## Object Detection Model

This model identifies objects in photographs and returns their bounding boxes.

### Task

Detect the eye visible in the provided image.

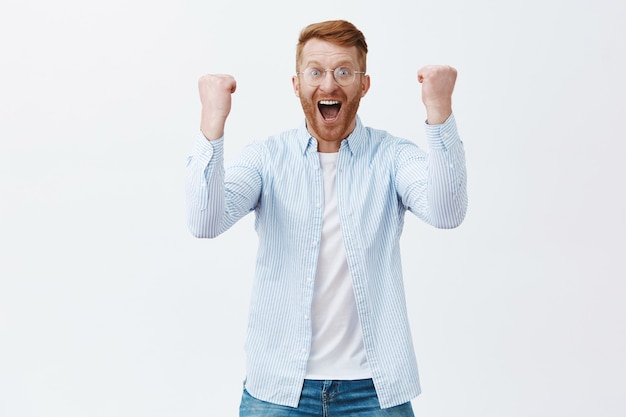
[308,68,322,77]
[336,67,353,78]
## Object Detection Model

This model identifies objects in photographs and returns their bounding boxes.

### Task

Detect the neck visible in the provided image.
[317,141,341,153]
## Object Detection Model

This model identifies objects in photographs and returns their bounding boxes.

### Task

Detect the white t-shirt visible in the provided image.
[305,152,372,380]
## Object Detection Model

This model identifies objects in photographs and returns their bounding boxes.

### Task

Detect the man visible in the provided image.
[186,20,467,416]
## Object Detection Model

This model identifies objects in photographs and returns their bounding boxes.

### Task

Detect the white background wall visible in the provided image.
[1,0,625,416]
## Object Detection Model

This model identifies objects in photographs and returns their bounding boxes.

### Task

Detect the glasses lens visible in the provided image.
[305,68,323,86]
[334,67,355,86]
[302,67,357,86]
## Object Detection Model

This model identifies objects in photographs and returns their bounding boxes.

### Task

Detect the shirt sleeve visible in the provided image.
[395,113,468,228]
[185,133,262,238]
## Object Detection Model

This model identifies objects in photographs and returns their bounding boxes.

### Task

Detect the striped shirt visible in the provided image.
[185,114,468,409]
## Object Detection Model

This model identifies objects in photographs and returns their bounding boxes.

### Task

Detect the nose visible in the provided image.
[319,69,339,91]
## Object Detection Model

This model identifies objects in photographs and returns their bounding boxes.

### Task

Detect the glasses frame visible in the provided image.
[297,67,366,87]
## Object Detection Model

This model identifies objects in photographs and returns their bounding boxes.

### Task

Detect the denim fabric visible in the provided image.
[239,379,415,416]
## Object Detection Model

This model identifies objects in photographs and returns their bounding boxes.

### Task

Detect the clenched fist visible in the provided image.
[198,74,237,141]
[417,65,457,125]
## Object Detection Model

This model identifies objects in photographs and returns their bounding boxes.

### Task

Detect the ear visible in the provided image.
[361,74,371,97]
[292,75,300,97]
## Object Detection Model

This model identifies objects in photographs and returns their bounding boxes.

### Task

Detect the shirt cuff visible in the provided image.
[424,113,460,150]
[193,132,224,166]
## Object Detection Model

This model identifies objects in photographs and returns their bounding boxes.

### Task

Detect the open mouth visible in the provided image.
[318,100,341,121]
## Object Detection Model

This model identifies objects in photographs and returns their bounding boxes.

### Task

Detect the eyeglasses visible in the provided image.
[297,67,365,87]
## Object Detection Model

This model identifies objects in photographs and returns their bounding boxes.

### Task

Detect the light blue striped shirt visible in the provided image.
[186,114,467,409]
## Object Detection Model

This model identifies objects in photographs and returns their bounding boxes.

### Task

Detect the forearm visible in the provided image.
[186,135,264,238]
[185,135,228,238]
[424,114,468,228]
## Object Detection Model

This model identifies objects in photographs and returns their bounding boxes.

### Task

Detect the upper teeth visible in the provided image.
[319,100,339,105]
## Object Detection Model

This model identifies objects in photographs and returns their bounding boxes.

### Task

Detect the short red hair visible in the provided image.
[295,20,368,72]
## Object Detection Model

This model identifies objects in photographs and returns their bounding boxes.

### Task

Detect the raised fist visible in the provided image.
[198,74,237,140]
[417,65,457,125]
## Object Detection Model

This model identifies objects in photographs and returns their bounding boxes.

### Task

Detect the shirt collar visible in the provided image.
[296,116,367,156]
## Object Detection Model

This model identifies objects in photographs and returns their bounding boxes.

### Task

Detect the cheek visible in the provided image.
[298,87,317,102]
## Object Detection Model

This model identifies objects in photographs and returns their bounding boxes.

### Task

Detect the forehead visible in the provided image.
[300,38,360,66]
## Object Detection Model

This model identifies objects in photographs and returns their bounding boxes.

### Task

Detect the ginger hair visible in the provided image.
[295,20,368,72]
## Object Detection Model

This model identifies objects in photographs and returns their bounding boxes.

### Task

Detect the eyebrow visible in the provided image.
[304,59,355,68]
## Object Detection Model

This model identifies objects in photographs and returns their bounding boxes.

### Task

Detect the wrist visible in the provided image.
[424,103,452,125]
[200,117,226,141]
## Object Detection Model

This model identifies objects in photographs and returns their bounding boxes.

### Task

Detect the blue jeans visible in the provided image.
[239,379,415,416]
